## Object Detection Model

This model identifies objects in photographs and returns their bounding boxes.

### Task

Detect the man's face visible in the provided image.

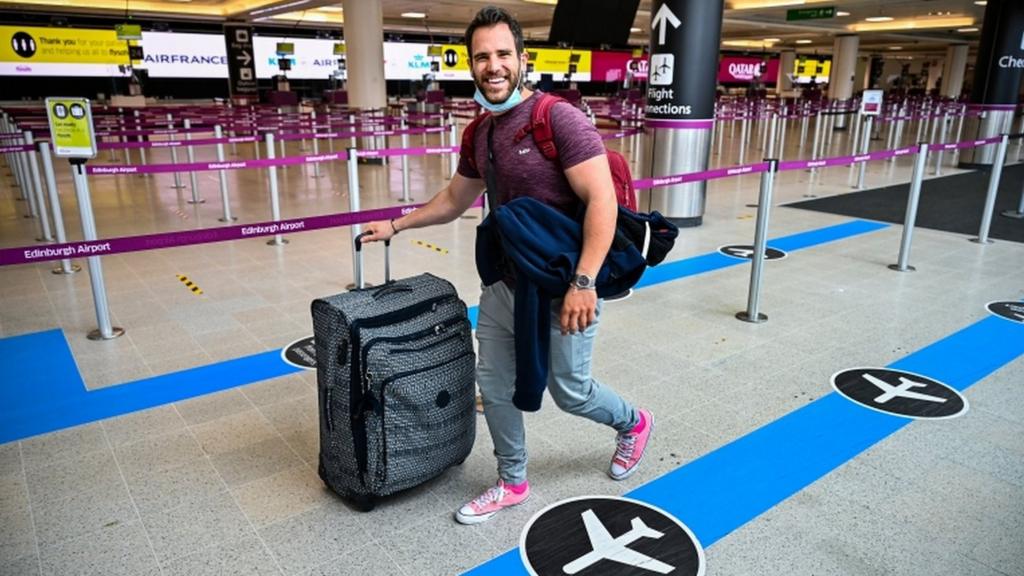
[470,23,527,104]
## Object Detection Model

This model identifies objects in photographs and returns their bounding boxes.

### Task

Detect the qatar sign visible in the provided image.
[717,56,779,85]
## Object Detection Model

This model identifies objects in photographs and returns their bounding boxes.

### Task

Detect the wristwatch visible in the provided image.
[571,273,597,290]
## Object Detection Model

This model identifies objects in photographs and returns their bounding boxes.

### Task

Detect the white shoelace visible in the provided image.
[472,484,506,508]
[615,433,637,462]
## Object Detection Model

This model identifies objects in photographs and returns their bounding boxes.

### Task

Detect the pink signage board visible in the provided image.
[718,56,779,85]
[592,50,647,82]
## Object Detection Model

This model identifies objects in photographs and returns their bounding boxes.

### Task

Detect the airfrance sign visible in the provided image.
[137,32,228,78]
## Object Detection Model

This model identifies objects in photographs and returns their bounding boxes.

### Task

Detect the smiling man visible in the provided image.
[359,5,652,525]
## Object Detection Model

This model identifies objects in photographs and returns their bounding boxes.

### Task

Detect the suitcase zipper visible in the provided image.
[345,294,457,482]
[360,316,469,387]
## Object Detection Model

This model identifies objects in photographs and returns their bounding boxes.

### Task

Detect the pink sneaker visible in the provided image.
[609,409,653,480]
[454,480,530,525]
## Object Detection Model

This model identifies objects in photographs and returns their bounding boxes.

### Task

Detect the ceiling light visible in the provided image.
[318,6,343,12]
[630,27,642,33]
[728,0,830,9]
[974,1,986,5]
[889,46,902,50]
[865,16,893,22]
[723,39,777,48]
[401,12,426,18]
[795,39,812,44]
[850,16,974,32]
[957,27,979,32]
[522,0,558,4]
[835,11,849,17]
[764,38,781,42]
[250,0,309,15]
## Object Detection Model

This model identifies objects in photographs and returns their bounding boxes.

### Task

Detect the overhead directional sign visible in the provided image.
[45,97,96,159]
[831,367,968,420]
[224,24,257,95]
[651,3,681,46]
[520,496,704,576]
[786,6,835,21]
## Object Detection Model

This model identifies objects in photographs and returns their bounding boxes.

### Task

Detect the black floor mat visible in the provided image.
[784,163,1024,244]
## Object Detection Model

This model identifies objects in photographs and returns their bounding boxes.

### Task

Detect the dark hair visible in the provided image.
[464,6,525,57]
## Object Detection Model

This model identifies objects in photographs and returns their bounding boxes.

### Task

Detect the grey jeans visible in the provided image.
[475,281,638,484]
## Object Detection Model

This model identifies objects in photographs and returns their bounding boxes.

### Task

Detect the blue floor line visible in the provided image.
[463,315,1024,575]
[0,219,889,444]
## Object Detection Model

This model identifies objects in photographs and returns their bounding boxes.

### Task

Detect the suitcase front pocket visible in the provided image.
[374,350,475,493]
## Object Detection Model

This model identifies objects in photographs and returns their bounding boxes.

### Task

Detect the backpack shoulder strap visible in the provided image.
[513,93,564,161]
[461,112,492,174]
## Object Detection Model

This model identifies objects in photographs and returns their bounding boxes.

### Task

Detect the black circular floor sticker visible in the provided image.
[986,301,1024,324]
[281,336,317,370]
[520,496,704,576]
[718,244,787,260]
[831,367,968,420]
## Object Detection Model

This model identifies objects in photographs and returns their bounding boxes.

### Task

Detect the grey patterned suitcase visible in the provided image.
[312,234,476,511]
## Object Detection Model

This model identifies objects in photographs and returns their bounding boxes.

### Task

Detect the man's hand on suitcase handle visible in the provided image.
[360,219,400,244]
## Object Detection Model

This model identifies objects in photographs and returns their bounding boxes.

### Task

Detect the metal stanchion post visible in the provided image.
[347,147,364,288]
[184,119,203,204]
[349,113,357,149]
[265,133,287,246]
[16,134,39,218]
[809,109,823,174]
[971,134,1009,244]
[23,131,53,241]
[778,108,788,161]
[889,143,929,272]
[1016,114,1024,161]
[134,110,147,168]
[118,108,130,165]
[851,109,862,156]
[400,116,411,202]
[737,159,778,324]
[311,111,323,178]
[766,114,778,159]
[214,125,236,222]
[39,142,79,274]
[167,114,185,189]
[448,113,457,179]
[857,116,873,190]
[70,161,124,340]
[738,116,749,163]
[934,113,950,175]
[716,115,725,157]
[799,107,809,154]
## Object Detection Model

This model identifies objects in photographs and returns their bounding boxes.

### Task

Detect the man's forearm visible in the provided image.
[576,195,617,276]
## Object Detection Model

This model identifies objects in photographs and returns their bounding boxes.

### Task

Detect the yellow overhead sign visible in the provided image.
[1,26,129,65]
[440,44,592,75]
[794,57,830,78]
[45,97,97,159]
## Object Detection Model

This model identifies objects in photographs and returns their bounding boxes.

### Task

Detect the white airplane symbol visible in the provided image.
[862,373,947,404]
[562,509,674,574]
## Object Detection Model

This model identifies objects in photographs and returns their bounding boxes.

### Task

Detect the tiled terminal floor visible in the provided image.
[1,116,1022,575]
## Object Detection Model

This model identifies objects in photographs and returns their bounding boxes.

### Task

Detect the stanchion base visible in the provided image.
[218,216,239,222]
[397,197,414,203]
[169,185,187,190]
[345,282,374,290]
[187,199,206,204]
[667,216,703,228]
[736,311,768,323]
[969,238,994,244]
[999,210,1024,219]
[52,264,82,275]
[267,238,290,246]
[88,326,125,341]
[887,264,916,272]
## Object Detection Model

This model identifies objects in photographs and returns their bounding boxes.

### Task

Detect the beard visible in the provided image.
[473,63,521,104]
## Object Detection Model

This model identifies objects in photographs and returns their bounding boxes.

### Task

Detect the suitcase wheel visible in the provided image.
[350,494,376,512]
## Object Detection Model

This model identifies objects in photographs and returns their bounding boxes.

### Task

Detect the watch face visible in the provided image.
[574,274,593,288]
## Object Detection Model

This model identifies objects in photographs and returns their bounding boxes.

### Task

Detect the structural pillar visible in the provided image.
[960,0,1024,167]
[641,0,724,227]
[828,34,859,129]
[941,44,969,99]
[777,50,795,94]
[341,0,387,110]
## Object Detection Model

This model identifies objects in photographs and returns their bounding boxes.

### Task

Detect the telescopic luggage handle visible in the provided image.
[353,232,391,290]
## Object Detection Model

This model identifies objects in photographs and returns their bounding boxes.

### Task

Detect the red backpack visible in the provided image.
[461,94,638,211]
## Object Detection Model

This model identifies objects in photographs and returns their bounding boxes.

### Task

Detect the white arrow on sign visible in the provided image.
[652,3,681,46]
[237,50,252,66]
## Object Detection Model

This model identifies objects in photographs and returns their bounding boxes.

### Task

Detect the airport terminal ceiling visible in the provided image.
[0,0,988,57]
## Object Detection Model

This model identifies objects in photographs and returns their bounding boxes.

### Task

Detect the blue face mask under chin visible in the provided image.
[473,84,523,113]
